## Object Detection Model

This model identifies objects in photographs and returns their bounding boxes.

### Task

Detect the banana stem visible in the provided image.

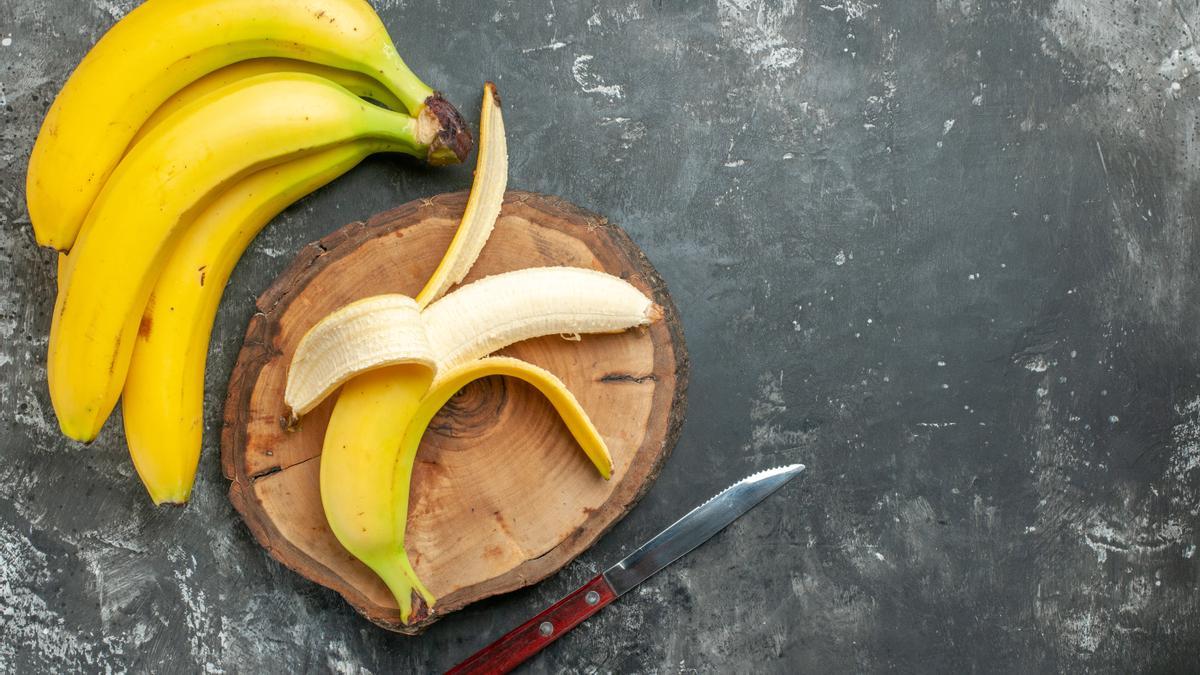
[376,45,472,165]
[380,44,435,113]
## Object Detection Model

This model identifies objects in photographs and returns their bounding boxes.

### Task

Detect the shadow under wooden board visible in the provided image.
[221,190,689,633]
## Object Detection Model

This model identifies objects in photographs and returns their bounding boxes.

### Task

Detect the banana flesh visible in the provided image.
[423,268,663,377]
[122,141,394,506]
[286,295,437,419]
[26,0,470,251]
[286,267,660,417]
[50,73,431,443]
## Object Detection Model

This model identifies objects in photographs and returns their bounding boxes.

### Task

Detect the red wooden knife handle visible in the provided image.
[446,574,617,675]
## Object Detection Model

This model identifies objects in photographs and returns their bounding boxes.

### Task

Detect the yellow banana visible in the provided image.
[324,356,613,622]
[50,73,432,443]
[122,141,393,506]
[27,0,470,251]
[132,58,407,149]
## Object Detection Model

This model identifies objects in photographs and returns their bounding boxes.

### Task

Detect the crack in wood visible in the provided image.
[600,372,658,384]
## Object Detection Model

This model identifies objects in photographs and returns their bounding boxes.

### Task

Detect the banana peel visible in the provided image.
[415,82,507,308]
[330,356,614,621]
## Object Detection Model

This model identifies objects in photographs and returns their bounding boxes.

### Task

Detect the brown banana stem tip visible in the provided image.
[424,93,473,166]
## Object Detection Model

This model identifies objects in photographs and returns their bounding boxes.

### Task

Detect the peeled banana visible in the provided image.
[291,271,658,622]
[27,0,470,251]
[50,72,435,443]
[122,141,396,506]
[286,85,661,622]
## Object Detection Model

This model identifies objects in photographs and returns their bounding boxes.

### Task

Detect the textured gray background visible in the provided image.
[3,0,1200,672]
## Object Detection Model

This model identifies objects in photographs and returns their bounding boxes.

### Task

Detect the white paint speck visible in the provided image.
[834,250,847,266]
[1185,544,1196,559]
[521,41,568,54]
[1109,415,1119,424]
[943,119,956,135]
[571,55,624,100]
[724,159,746,168]
[1024,356,1051,372]
[1,37,11,48]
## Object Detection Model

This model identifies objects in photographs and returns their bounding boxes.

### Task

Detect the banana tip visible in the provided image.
[59,420,99,445]
[402,592,434,625]
[646,303,664,323]
[484,81,502,108]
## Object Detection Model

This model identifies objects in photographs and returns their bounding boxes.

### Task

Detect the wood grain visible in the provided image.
[221,191,689,633]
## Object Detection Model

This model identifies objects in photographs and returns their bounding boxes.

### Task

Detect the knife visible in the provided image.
[446,463,806,674]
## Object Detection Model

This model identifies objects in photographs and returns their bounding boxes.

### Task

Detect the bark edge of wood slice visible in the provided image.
[221,190,689,634]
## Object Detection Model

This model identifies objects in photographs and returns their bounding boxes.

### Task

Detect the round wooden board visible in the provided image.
[221,191,689,634]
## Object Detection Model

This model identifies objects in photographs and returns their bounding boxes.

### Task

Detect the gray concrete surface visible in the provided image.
[2,0,1200,672]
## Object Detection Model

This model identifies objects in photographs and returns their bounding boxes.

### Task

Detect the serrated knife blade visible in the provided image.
[447,464,806,674]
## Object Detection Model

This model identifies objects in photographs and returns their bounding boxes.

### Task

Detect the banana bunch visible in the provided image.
[285,86,662,623]
[31,0,471,505]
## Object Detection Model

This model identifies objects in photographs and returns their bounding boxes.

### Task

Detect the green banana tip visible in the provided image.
[423,93,473,166]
